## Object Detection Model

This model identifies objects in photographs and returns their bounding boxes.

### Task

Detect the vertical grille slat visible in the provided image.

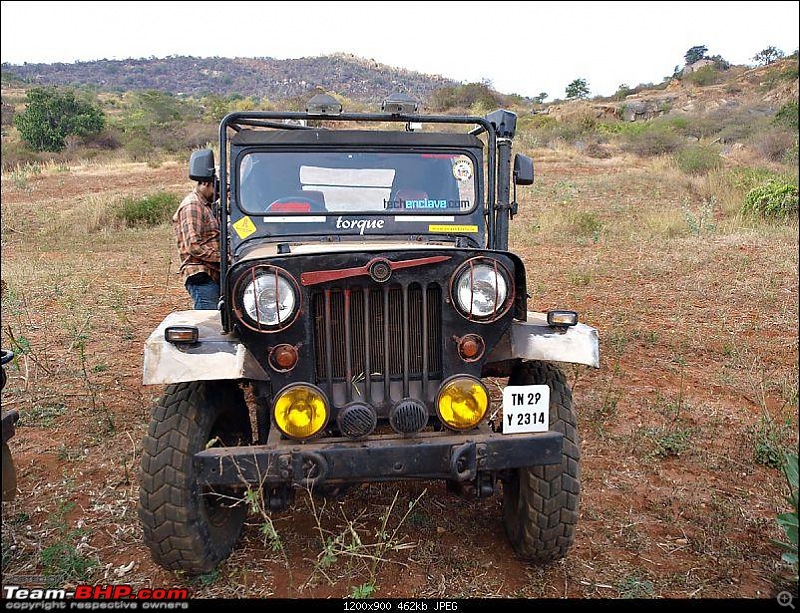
[324,290,334,397]
[409,285,423,373]
[371,292,384,379]
[427,285,442,374]
[421,286,428,398]
[344,289,353,403]
[360,290,370,392]
[383,286,391,402]
[402,285,409,398]
[314,282,443,405]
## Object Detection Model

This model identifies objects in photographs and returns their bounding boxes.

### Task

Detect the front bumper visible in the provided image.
[195,426,562,487]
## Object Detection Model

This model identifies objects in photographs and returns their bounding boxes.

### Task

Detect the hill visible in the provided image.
[0,54,458,103]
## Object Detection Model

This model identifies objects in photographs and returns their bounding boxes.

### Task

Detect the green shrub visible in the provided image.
[742,180,799,219]
[570,211,604,237]
[730,167,790,191]
[620,124,683,157]
[685,66,723,86]
[774,453,798,583]
[116,192,179,227]
[775,101,799,130]
[14,87,105,152]
[597,121,650,136]
[674,145,722,174]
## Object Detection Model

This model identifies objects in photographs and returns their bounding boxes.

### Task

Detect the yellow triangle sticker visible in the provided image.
[233,216,257,239]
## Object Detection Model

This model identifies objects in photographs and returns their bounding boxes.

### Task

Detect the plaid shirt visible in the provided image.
[172,188,220,283]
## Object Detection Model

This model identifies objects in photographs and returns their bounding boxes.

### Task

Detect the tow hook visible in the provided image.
[294,451,329,487]
[450,442,478,481]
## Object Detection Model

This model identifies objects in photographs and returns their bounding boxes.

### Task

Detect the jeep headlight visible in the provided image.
[239,266,299,330]
[452,259,510,321]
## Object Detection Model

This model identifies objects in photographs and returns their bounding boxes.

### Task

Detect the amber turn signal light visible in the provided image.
[269,344,298,372]
[456,334,485,362]
[164,326,199,344]
[546,310,578,328]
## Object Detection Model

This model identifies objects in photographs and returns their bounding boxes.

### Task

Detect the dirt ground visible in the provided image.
[1,153,797,600]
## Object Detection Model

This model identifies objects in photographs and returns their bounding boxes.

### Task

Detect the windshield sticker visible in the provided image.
[453,157,473,182]
[265,216,326,223]
[384,197,470,210]
[395,216,454,222]
[233,216,257,239]
[428,224,478,234]
[336,216,386,235]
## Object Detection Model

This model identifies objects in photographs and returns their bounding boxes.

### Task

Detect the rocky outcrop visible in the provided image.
[620,98,673,121]
[682,59,715,74]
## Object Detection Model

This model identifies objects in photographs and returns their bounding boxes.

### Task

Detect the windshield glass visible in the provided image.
[238,151,477,215]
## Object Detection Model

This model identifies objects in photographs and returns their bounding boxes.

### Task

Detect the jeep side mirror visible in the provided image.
[514,154,534,186]
[189,149,215,182]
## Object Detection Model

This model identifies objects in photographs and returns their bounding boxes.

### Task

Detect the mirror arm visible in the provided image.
[510,179,519,220]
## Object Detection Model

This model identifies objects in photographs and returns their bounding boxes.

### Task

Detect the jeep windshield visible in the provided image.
[238,151,477,215]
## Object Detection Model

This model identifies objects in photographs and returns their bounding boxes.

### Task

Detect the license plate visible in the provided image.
[501,385,550,434]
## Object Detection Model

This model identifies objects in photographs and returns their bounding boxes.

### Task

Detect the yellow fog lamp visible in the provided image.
[547,310,578,328]
[436,376,489,431]
[273,384,329,440]
[164,326,199,344]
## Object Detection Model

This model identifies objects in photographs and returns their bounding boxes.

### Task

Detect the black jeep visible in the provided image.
[140,94,599,573]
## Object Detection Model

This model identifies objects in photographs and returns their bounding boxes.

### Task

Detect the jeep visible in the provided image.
[140,94,599,574]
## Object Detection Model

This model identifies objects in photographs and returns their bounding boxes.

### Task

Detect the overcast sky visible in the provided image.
[1,1,798,99]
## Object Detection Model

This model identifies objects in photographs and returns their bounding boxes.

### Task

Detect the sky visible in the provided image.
[1,0,798,99]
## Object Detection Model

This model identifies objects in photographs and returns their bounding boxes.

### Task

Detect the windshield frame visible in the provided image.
[234,146,482,218]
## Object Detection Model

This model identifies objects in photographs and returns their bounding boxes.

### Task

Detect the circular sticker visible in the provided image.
[453,157,473,182]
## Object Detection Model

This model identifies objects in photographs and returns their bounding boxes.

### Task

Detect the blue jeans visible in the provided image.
[185,273,220,310]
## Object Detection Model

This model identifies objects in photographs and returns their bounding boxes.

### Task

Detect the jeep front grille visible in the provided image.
[313,283,442,407]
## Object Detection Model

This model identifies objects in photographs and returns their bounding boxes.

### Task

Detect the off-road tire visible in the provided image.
[502,361,580,563]
[139,380,252,574]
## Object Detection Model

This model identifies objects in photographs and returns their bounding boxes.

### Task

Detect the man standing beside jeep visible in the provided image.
[172,179,220,310]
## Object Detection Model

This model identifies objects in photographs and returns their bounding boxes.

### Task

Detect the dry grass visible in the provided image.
[1,138,798,598]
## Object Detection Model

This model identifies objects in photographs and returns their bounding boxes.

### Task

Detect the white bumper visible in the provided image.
[489,311,600,368]
[142,311,268,385]
[143,310,599,386]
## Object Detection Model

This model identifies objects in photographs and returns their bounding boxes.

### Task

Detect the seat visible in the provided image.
[265,190,327,213]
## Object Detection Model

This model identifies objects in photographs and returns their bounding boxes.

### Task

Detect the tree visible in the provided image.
[14,87,104,152]
[684,45,709,65]
[565,78,589,100]
[753,46,785,66]
[532,92,548,104]
[709,54,731,71]
[614,84,633,100]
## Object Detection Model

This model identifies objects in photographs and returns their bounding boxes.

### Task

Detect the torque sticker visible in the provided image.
[233,215,257,239]
[428,224,478,233]
[453,156,473,181]
[335,216,385,235]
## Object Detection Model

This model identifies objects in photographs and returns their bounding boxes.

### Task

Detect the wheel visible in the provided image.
[2,442,17,501]
[502,361,580,563]
[139,380,252,574]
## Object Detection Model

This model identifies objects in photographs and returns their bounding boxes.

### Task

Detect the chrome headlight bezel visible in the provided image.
[450,257,513,322]
[233,265,300,332]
